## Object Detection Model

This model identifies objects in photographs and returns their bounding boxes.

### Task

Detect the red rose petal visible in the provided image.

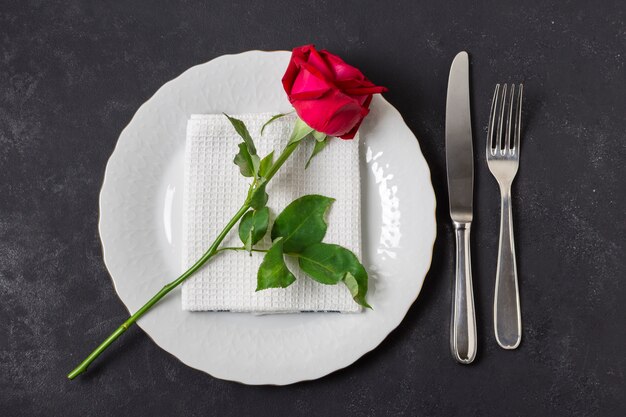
[307,47,334,80]
[281,46,310,92]
[321,51,366,82]
[293,89,361,136]
[339,95,373,139]
[290,60,334,100]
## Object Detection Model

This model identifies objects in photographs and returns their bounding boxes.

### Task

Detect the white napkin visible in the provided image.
[181,113,362,313]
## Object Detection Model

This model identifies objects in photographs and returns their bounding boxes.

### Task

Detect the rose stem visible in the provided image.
[67,138,301,379]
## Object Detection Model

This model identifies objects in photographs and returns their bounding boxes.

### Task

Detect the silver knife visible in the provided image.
[445,51,477,364]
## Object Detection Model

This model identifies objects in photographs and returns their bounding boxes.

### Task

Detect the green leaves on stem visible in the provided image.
[224,113,257,155]
[298,243,370,308]
[256,238,296,290]
[258,151,274,178]
[271,195,334,253]
[305,136,328,169]
[226,114,261,179]
[257,195,370,308]
[288,117,315,145]
[234,143,260,178]
[261,113,291,135]
[249,182,268,210]
[238,207,270,252]
[227,115,370,308]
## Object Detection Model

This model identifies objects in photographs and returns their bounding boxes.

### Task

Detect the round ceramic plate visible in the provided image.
[99,50,436,385]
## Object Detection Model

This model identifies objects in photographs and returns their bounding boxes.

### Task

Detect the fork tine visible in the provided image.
[514,84,523,153]
[487,84,500,156]
[496,84,508,153]
[505,85,515,151]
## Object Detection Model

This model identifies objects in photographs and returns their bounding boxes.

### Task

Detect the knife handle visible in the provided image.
[451,221,477,364]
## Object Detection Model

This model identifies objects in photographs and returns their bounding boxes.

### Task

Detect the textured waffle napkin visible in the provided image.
[181,113,362,313]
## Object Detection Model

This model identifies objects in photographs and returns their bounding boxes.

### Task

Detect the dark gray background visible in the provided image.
[1,1,624,416]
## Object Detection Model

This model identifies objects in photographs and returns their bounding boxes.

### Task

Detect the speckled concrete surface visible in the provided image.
[0,1,624,416]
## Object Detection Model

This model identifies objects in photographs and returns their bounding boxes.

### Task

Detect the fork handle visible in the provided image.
[451,221,477,364]
[494,186,522,349]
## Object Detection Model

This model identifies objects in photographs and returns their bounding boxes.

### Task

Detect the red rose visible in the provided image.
[281,45,388,140]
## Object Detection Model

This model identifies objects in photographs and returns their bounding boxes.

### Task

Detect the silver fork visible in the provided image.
[486,83,523,349]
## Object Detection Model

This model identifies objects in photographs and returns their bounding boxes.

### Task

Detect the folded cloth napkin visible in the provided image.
[181,113,362,313]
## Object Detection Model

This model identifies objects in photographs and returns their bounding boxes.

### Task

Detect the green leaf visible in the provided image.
[233,143,261,178]
[288,117,315,145]
[238,207,270,248]
[244,228,253,253]
[258,151,274,178]
[249,182,268,210]
[312,131,326,142]
[343,272,359,297]
[261,113,290,135]
[343,272,370,308]
[298,243,370,308]
[256,237,296,291]
[305,137,328,169]
[271,195,334,253]
[297,243,360,284]
[224,113,257,155]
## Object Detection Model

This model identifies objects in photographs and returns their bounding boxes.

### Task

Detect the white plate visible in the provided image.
[99,50,436,385]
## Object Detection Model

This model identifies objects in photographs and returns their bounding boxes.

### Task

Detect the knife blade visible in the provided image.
[445,51,477,364]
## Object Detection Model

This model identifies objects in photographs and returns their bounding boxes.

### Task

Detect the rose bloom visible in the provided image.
[282,45,388,139]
